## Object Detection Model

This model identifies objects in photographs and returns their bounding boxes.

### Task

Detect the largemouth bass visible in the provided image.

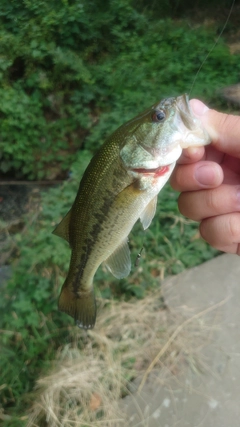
[53,94,210,329]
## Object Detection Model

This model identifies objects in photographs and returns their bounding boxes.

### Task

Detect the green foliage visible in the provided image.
[0,0,239,178]
[132,0,235,18]
[0,0,237,423]
[0,153,218,421]
[0,150,92,419]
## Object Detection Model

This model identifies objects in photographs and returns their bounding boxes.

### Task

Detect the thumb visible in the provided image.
[190,99,240,159]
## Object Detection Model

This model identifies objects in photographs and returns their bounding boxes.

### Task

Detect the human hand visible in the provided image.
[170,99,240,255]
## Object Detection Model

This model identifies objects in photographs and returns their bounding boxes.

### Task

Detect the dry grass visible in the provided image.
[27,291,212,427]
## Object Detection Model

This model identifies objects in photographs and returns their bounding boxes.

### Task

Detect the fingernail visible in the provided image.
[194,165,216,186]
[190,99,209,116]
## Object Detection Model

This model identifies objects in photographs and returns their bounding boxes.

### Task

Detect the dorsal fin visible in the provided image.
[139,195,157,230]
[104,237,131,279]
[52,209,72,243]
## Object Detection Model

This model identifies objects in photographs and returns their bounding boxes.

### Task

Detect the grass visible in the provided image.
[26,289,216,427]
[0,168,219,425]
[1,5,239,424]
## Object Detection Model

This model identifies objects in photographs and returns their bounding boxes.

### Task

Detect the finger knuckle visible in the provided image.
[228,214,240,240]
[199,220,208,242]
[171,167,185,191]
[178,194,189,217]
[205,190,219,212]
[169,171,179,191]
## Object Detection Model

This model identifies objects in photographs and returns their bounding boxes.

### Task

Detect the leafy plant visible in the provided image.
[0,152,218,421]
[0,0,238,423]
[0,0,239,178]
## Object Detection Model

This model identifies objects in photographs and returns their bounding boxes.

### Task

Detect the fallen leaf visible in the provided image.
[89,392,102,411]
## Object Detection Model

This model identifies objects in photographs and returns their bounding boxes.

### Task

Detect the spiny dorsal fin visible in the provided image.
[104,237,131,279]
[140,195,157,230]
[52,209,72,243]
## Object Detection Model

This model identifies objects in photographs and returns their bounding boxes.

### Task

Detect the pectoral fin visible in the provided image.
[104,238,131,279]
[140,195,157,230]
[52,209,72,243]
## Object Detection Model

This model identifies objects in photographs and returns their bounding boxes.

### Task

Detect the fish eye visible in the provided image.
[152,110,166,122]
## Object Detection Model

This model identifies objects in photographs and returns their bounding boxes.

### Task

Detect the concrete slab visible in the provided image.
[119,254,240,426]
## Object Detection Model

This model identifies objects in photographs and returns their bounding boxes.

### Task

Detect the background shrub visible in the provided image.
[0,0,239,423]
[0,0,239,178]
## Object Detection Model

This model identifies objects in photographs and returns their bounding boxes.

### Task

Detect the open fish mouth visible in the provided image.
[131,165,170,176]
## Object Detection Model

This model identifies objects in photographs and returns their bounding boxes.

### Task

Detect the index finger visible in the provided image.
[177,146,205,165]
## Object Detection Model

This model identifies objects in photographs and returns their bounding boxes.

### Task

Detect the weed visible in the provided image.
[0,1,237,423]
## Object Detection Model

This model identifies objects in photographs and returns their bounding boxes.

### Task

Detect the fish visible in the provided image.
[53,94,210,329]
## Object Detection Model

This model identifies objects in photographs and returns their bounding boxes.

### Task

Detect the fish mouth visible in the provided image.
[132,165,170,177]
[175,94,197,131]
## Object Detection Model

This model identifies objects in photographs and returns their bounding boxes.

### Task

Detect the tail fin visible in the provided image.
[58,285,96,329]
